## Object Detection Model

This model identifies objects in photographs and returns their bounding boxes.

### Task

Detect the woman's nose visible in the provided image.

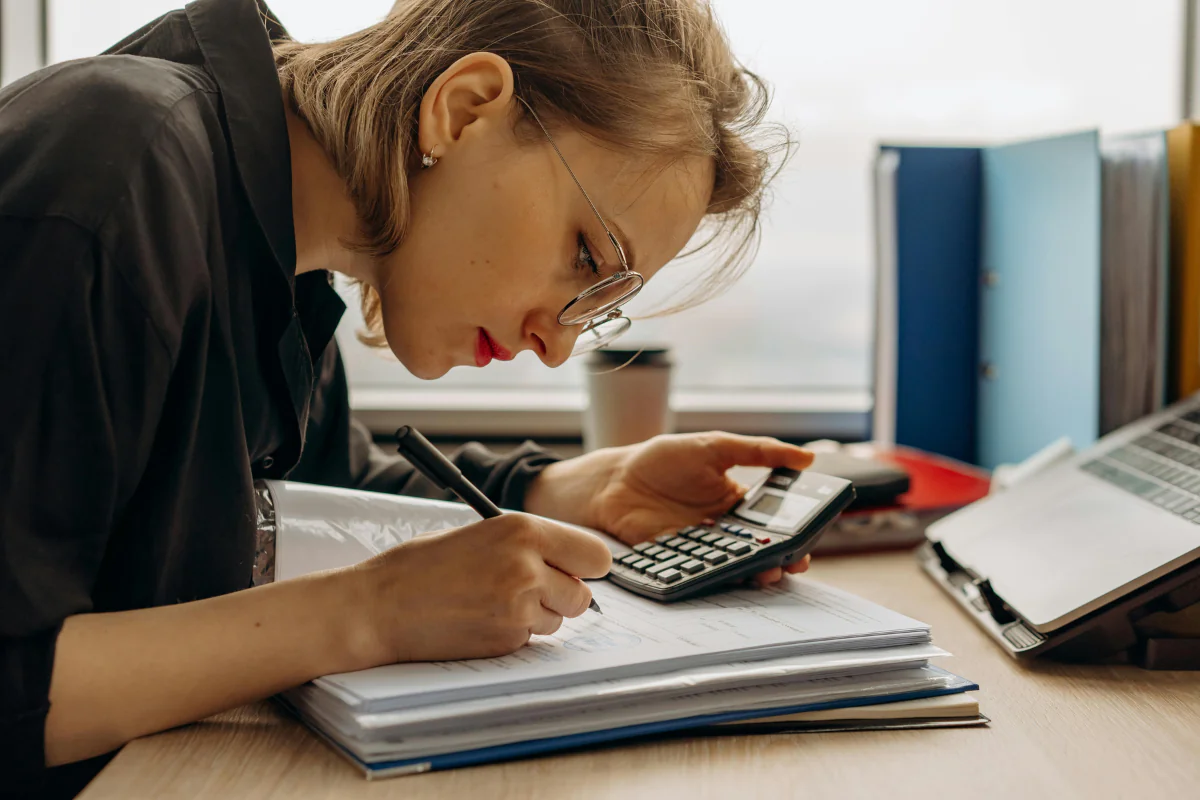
[524,310,576,368]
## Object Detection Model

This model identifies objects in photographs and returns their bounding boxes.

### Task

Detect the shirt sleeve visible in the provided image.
[0,217,171,789]
[291,342,563,511]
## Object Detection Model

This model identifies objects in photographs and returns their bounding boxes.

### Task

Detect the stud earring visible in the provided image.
[422,149,438,168]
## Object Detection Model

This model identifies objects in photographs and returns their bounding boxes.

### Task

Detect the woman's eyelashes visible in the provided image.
[574,233,602,279]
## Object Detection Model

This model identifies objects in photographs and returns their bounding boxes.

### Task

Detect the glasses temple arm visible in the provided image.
[514,97,630,272]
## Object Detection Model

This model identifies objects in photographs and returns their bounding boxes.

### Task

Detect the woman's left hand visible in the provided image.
[525,432,815,587]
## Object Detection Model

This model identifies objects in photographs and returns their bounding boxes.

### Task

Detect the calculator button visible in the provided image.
[756,536,771,545]
[655,533,675,544]
[733,529,755,539]
[680,526,703,535]
[633,542,655,553]
[665,537,689,549]
[658,568,684,584]
[700,532,724,544]
[725,541,753,556]
[766,472,796,488]
[618,553,642,566]
[643,545,665,557]
[677,541,700,554]
[632,558,655,571]
[714,538,741,550]
[702,550,729,565]
[653,549,677,561]
[647,555,689,575]
[720,523,740,534]
[691,545,714,557]
[680,560,706,574]
[684,529,709,541]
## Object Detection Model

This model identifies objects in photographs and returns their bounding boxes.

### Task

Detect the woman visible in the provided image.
[0,0,816,794]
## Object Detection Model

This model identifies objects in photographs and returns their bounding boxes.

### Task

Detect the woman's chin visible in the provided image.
[392,348,452,380]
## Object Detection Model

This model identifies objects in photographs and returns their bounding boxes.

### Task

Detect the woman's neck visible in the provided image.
[284,103,376,285]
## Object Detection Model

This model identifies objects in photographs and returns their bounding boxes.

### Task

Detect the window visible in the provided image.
[40,1,1184,437]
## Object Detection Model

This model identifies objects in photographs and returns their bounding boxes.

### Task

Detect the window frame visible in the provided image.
[350,386,870,440]
[1,0,47,87]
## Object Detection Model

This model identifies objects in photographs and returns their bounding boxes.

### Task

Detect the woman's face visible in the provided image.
[373,113,714,379]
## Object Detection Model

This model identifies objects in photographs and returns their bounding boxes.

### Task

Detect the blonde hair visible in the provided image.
[274,0,788,345]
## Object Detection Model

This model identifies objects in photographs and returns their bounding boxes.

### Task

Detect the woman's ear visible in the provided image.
[417,52,516,162]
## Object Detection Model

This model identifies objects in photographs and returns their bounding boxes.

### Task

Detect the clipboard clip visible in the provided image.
[929,541,1014,625]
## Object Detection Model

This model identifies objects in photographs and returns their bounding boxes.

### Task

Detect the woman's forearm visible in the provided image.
[44,568,372,766]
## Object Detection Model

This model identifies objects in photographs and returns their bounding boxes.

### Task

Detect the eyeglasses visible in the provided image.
[516,97,644,357]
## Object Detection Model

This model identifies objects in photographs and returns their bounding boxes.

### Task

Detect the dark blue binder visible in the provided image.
[883,146,982,465]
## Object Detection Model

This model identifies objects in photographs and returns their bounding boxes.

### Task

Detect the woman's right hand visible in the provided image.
[348,513,613,665]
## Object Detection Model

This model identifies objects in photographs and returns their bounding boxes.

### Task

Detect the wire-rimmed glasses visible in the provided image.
[516,97,644,357]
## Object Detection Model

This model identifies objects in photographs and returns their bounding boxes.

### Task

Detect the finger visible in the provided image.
[784,555,812,574]
[753,566,784,587]
[534,518,613,579]
[529,606,565,637]
[702,432,814,472]
[540,566,595,618]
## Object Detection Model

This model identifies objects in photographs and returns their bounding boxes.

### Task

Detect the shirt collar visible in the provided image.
[185,0,298,289]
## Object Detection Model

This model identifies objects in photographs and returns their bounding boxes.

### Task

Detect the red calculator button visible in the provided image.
[756,537,771,544]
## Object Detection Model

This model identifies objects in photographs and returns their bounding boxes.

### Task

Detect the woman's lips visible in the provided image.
[476,329,514,367]
[475,330,493,367]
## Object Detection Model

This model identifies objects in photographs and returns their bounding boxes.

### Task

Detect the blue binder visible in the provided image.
[977,132,1102,468]
[882,145,982,465]
[878,132,1103,469]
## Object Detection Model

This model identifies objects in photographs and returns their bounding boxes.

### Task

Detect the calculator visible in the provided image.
[607,467,856,601]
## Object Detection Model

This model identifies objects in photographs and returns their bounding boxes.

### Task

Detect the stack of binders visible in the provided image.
[872,125,1193,470]
[261,481,984,779]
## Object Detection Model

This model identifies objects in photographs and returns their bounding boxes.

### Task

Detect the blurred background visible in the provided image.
[1,0,1187,439]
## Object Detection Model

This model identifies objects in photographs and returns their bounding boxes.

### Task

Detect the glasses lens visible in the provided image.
[559,273,643,326]
[571,315,632,357]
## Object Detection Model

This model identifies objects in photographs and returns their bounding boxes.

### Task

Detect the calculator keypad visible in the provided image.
[610,521,770,586]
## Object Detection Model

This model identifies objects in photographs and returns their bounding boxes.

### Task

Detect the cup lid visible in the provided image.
[586,347,672,367]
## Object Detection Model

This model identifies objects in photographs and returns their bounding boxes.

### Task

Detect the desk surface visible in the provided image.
[80,552,1200,800]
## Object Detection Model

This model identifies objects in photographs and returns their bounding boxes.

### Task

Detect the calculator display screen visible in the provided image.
[748,493,783,517]
[735,488,822,532]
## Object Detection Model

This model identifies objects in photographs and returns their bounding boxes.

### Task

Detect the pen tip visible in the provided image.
[589,599,603,614]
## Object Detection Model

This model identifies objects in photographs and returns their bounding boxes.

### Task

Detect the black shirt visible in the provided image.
[0,0,559,795]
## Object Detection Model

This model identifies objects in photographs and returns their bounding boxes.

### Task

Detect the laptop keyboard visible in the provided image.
[1081,408,1200,522]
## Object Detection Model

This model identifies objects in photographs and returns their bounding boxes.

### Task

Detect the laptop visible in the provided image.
[919,396,1200,662]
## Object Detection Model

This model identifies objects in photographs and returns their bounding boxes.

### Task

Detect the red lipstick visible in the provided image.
[475,330,493,367]
[477,329,514,366]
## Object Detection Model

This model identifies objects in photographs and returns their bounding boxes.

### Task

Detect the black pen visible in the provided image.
[395,425,602,615]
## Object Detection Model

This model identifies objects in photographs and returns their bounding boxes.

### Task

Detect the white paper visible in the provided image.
[315,577,930,713]
[315,666,967,762]
[269,480,621,578]
[270,481,484,580]
[292,644,946,739]
[724,690,979,725]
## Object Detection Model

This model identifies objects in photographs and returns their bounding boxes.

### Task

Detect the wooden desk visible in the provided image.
[80,552,1200,800]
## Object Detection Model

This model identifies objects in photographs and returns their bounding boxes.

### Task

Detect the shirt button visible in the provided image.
[261,455,275,470]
